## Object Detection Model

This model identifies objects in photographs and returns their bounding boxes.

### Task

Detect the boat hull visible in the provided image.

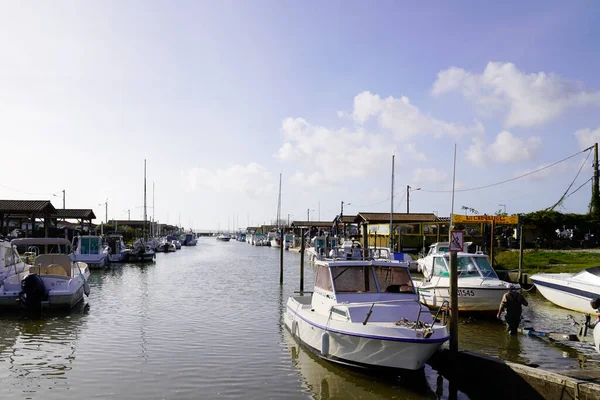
[284,299,447,370]
[531,274,600,314]
[417,285,508,312]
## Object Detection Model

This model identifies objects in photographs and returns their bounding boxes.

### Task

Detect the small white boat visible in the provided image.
[415,244,518,312]
[216,233,231,242]
[70,235,109,269]
[270,236,282,248]
[106,234,130,263]
[530,267,600,314]
[1,238,90,310]
[284,251,449,371]
[183,233,197,246]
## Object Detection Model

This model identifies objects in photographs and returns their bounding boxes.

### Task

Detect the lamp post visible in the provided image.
[307,208,315,221]
[499,204,506,214]
[340,201,351,238]
[407,186,420,213]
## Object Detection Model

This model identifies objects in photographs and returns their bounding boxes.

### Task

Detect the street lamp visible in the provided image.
[499,204,507,214]
[307,208,315,221]
[406,186,420,213]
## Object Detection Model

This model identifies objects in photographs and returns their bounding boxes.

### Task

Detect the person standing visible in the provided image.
[497,287,528,335]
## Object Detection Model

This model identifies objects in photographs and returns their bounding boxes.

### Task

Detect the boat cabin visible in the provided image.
[428,253,498,280]
[72,235,104,256]
[314,261,415,296]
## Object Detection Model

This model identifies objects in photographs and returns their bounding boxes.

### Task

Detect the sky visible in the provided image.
[1,1,600,231]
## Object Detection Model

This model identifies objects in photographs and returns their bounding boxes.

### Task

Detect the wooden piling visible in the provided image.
[300,228,305,293]
[449,249,458,371]
[280,226,284,285]
[490,220,496,266]
[518,225,524,284]
[362,224,369,258]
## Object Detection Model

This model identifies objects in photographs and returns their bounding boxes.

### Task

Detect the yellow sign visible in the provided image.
[452,214,519,225]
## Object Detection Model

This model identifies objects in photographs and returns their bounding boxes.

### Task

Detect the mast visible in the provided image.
[277,173,282,233]
[152,181,155,237]
[390,154,395,250]
[143,159,147,241]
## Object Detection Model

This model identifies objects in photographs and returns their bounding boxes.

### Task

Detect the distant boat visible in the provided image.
[183,233,197,246]
[106,234,130,263]
[216,233,231,242]
[70,235,109,269]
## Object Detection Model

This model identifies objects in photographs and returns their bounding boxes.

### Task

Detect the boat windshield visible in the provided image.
[457,256,481,277]
[331,266,378,293]
[374,266,414,293]
[473,256,498,279]
[80,237,100,255]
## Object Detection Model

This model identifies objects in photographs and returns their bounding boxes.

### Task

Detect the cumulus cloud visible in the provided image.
[274,118,395,187]
[412,168,448,183]
[432,62,600,128]
[465,131,541,167]
[515,160,581,182]
[183,162,274,197]
[575,126,600,150]
[352,91,484,139]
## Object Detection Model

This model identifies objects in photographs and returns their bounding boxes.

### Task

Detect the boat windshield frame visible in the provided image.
[432,254,498,279]
[317,262,416,294]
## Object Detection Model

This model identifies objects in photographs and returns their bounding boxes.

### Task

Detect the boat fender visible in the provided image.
[291,320,298,337]
[19,273,46,310]
[321,332,329,356]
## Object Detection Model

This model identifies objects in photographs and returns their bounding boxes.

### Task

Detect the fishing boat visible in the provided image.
[106,234,130,263]
[70,235,109,269]
[414,244,519,312]
[0,238,90,309]
[530,267,600,314]
[183,233,197,246]
[216,233,231,242]
[130,238,156,261]
[284,249,449,371]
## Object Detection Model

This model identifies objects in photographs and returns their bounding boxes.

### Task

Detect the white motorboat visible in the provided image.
[1,238,90,309]
[530,267,600,314]
[415,247,519,312]
[216,233,231,242]
[130,239,156,261]
[106,234,130,263]
[271,236,282,248]
[0,238,27,283]
[70,235,109,269]
[284,251,449,371]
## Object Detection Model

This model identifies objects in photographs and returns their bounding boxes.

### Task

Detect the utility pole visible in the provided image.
[105,199,108,225]
[307,208,310,221]
[390,154,395,250]
[593,143,599,219]
[62,190,65,209]
[406,185,410,214]
[128,209,131,220]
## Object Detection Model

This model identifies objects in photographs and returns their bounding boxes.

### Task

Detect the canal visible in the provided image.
[1,238,599,399]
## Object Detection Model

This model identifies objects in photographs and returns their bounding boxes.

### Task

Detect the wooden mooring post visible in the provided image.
[299,228,305,292]
[280,226,284,285]
[518,225,524,284]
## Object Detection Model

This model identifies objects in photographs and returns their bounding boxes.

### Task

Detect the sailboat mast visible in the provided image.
[390,154,395,251]
[144,159,147,241]
[152,181,155,237]
[277,173,282,230]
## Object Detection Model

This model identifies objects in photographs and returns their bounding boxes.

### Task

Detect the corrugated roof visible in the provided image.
[290,221,332,228]
[53,209,96,219]
[354,212,438,223]
[0,200,56,214]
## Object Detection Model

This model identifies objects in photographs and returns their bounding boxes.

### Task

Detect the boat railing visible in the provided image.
[339,298,448,333]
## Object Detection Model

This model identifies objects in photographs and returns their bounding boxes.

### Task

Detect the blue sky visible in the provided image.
[1,1,600,230]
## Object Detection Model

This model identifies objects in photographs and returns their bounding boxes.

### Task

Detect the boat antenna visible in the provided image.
[390,153,395,251]
[143,159,147,241]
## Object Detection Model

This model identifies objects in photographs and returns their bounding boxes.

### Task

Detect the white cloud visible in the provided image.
[575,127,600,150]
[412,168,448,183]
[275,118,395,187]
[432,62,600,128]
[183,162,274,197]
[465,131,541,167]
[489,131,541,163]
[405,143,428,162]
[515,160,580,181]
[352,91,484,139]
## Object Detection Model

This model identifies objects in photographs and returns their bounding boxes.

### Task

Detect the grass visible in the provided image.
[494,249,600,274]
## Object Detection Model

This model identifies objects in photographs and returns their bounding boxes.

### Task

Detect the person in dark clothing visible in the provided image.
[587,298,600,329]
[497,287,528,335]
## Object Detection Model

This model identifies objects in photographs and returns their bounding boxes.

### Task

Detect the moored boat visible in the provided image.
[216,233,231,242]
[530,267,600,314]
[70,235,109,269]
[414,244,518,312]
[106,234,130,263]
[284,250,449,371]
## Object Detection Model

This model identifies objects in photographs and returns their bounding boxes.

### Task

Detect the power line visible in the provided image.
[563,176,593,201]
[0,182,62,197]
[419,147,592,193]
[547,150,592,211]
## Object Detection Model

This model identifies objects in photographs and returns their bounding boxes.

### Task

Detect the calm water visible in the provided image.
[0,238,598,399]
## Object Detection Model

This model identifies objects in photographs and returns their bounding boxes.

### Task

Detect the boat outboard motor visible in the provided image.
[20,274,46,310]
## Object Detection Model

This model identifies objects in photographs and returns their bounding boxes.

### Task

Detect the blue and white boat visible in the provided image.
[531,267,600,314]
[70,235,109,269]
[284,250,449,371]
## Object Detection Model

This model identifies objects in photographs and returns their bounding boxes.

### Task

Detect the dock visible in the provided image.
[428,350,600,400]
